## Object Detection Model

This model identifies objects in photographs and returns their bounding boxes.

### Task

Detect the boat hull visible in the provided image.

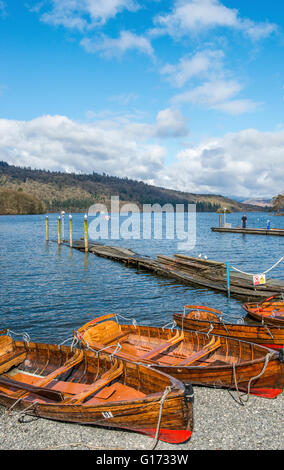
[0,335,193,444]
[76,317,284,399]
[243,303,284,326]
[173,313,284,350]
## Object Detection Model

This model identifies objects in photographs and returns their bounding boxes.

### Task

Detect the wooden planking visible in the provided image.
[0,335,193,443]
[61,241,284,300]
[211,227,284,236]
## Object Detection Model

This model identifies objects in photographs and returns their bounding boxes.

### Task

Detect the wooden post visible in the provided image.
[69,215,73,247]
[58,216,61,245]
[61,211,65,241]
[226,262,230,298]
[84,214,88,252]
[219,214,223,228]
[45,216,49,242]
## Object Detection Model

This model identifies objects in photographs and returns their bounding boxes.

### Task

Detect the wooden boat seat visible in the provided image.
[140,331,184,360]
[0,350,27,375]
[65,359,124,404]
[6,349,84,401]
[172,336,221,366]
[86,382,146,404]
[0,375,65,402]
[104,329,132,346]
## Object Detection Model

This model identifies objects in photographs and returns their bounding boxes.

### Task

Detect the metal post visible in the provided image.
[58,216,61,245]
[69,215,73,247]
[226,262,230,298]
[84,214,88,252]
[45,215,49,242]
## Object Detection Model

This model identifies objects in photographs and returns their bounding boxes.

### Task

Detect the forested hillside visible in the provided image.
[0,161,263,214]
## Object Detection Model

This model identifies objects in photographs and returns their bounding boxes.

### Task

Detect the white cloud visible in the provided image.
[1,115,283,198]
[155,108,189,137]
[161,50,225,88]
[39,0,139,30]
[153,0,277,41]
[172,79,260,115]
[155,128,284,198]
[0,110,188,180]
[81,31,154,59]
[0,115,167,179]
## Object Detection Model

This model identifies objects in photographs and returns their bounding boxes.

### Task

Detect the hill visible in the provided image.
[242,198,272,208]
[0,161,264,214]
[0,188,45,215]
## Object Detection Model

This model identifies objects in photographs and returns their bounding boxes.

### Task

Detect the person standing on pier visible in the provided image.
[241,214,247,228]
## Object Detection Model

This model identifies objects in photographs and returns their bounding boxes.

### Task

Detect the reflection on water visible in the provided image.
[0,212,284,343]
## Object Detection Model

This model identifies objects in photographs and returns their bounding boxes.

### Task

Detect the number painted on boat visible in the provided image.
[102,411,113,419]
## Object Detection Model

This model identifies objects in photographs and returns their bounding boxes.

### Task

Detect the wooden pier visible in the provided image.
[63,240,284,301]
[211,227,284,236]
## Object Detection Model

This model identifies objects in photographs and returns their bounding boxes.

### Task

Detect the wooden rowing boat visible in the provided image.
[173,305,284,350]
[0,330,193,444]
[75,315,284,399]
[243,295,284,326]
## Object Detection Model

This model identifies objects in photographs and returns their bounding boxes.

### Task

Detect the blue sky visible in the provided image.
[1,0,284,199]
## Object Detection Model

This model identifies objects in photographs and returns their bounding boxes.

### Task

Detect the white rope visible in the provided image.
[115,313,137,328]
[162,321,176,331]
[231,352,274,405]
[151,386,172,450]
[231,256,284,277]
[7,330,31,345]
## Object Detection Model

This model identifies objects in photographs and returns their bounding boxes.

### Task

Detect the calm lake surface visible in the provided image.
[1,211,284,344]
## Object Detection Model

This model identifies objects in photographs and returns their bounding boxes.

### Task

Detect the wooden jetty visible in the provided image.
[211,227,284,236]
[64,240,284,301]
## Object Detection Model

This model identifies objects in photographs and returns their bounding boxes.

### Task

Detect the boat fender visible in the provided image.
[184,383,194,404]
[279,348,284,364]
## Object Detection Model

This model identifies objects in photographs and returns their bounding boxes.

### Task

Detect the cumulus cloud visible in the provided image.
[0,109,188,180]
[161,50,225,88]
[153,0,277,41]
[1,114,283,198]
[39,0,139,30]
[172,79,260,115]
[155,128,284,198]
[0,114,167,179]
[81,31,154,59]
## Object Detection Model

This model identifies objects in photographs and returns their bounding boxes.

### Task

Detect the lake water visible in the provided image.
[1,211,284,344]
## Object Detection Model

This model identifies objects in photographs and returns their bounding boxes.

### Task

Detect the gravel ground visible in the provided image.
[0,386,283,451]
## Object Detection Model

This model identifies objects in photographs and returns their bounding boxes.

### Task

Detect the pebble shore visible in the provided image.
[0,386,283,451]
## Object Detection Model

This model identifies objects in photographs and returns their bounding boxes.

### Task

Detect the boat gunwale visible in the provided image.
[76,320,279,370]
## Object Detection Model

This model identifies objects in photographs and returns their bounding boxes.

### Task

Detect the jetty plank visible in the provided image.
[61,241,284,301]
[211,227,284,236]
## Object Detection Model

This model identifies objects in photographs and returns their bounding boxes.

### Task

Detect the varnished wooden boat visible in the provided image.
[75,315,284,399]
[243,295,284,326]
[173,305,284,350]
[0,330,193,444]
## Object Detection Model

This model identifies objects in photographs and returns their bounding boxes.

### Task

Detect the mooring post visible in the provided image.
[226,262,230,298]
[61,211,65,241]
[84,214,88,252]
[58,216,61,245]
[69,215,73,247]
[45,215,49,242]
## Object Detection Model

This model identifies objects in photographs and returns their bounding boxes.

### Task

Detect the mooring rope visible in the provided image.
[232,352,274,405]
[151,385,172,450]
[7,329,31,345]
[115,313,137,328]
[231,256,284,277]
[161,320,176,331]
